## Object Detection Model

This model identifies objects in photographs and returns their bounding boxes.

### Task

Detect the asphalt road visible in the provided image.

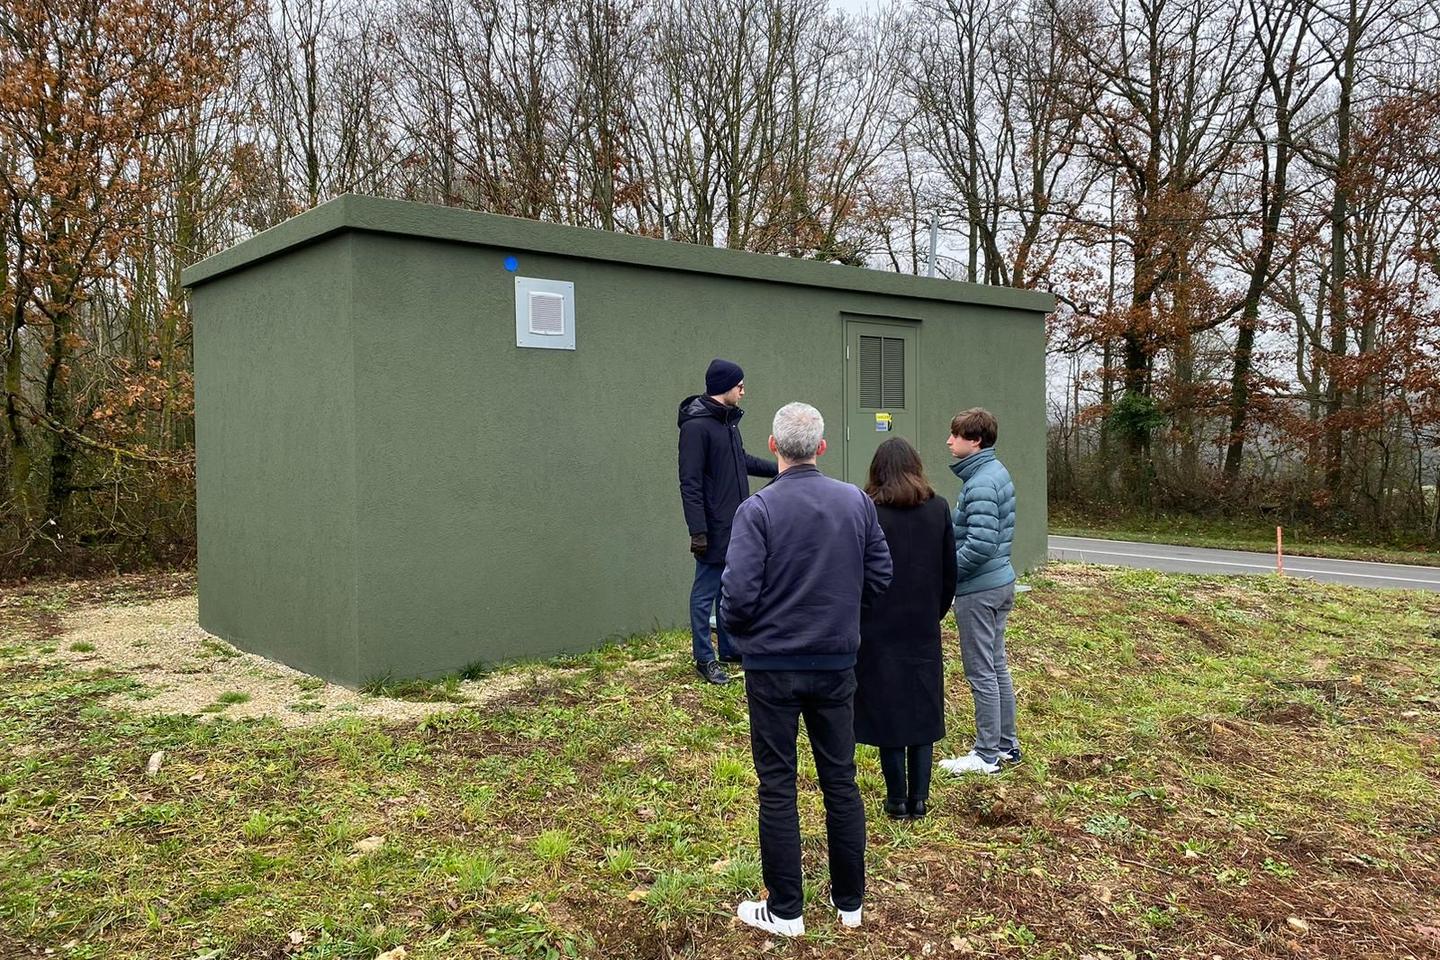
[1048,535,1440,592]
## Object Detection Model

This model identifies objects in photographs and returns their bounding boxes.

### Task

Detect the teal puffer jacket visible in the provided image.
[950,448,1017,596]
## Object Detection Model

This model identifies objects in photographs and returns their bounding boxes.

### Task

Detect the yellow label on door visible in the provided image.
[875,412,892,432]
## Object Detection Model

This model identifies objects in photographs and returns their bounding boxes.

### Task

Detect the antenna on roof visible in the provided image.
[926,212,939,278]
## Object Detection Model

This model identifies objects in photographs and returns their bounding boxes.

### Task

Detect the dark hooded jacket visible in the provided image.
[677,394,778,564]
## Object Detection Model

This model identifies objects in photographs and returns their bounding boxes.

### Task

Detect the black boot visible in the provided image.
[906,743,934,819]
[878,747,908,819]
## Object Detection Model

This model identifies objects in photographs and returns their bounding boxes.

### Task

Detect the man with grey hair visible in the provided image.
[721,402,893,937]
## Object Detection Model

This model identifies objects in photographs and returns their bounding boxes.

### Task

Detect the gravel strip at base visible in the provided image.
[49,597,577,727]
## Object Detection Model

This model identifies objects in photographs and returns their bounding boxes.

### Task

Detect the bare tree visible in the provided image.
[1218,0,1329,481]
[252,0,397,218]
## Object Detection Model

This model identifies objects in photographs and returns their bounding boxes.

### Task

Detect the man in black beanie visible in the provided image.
[677,359,778,684]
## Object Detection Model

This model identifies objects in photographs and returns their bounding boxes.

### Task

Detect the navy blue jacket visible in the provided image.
[677,395,778,564]
[720,464,893,670]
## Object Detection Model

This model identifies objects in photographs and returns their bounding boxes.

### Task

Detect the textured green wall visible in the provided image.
[192,236,360,683]
[187,196,1051,685]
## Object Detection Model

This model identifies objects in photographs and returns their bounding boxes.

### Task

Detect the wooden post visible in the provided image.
[1276,525,1284,576]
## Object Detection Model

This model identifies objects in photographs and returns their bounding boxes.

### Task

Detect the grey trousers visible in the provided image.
[954,583,1018,763]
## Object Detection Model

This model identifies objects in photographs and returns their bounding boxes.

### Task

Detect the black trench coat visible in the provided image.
[853,495,958,748]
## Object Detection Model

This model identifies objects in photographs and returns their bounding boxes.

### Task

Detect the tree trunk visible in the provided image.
[43,307,75,523]
[1324,2,1358,503]
[1224,120,1289,483]
[4,306,28,509]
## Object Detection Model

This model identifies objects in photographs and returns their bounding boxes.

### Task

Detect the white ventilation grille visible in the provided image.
[528,291,565,335]
[515,277,575,350]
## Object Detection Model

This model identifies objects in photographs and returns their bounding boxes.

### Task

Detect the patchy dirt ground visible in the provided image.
[2,571,589,726]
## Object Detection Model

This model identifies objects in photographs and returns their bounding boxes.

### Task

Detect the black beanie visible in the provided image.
[705,358,744,395]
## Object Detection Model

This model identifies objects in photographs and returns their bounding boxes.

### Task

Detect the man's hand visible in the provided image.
[689,533,708,558]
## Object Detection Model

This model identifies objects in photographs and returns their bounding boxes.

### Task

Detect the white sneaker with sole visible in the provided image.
[829,897,862,928]
[736,899,805,937]
[939,751,1001,775]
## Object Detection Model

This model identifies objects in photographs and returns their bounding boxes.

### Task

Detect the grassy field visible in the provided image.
[1049,506,1439,567]
[1,566,1437,959]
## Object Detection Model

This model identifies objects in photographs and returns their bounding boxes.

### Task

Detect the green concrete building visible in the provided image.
[182,194,1054,686]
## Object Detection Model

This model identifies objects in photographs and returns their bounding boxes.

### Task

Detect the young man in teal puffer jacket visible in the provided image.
[937,408,1020,776]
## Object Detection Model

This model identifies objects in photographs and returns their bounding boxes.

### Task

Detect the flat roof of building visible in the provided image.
[182,193,1056,313]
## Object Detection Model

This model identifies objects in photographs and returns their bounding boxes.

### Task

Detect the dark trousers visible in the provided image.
[878,743,934,804]
[745,668,866,920]
[689,560,737,663]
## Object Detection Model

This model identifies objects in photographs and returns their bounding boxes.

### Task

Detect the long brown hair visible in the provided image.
[864,437,935,508]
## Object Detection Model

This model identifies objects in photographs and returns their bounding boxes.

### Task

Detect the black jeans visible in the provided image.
[878,743,934,804]
[745,668,866,920]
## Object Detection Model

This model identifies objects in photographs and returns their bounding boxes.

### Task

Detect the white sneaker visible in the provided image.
[736,899,805,937]
[829,897,862,928]
[939,751,1001,775]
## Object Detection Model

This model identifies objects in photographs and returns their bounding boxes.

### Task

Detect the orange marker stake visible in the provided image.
[1276,525,1284,576]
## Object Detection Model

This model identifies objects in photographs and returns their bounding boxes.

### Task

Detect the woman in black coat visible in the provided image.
[854,437,958,819]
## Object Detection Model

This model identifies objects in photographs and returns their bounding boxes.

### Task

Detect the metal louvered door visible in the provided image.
[843,318,918,484]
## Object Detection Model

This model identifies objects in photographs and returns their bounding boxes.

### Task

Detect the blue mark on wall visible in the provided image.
[504,256,519,272]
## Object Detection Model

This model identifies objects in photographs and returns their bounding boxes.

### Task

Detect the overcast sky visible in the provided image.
[829,0,883,17]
